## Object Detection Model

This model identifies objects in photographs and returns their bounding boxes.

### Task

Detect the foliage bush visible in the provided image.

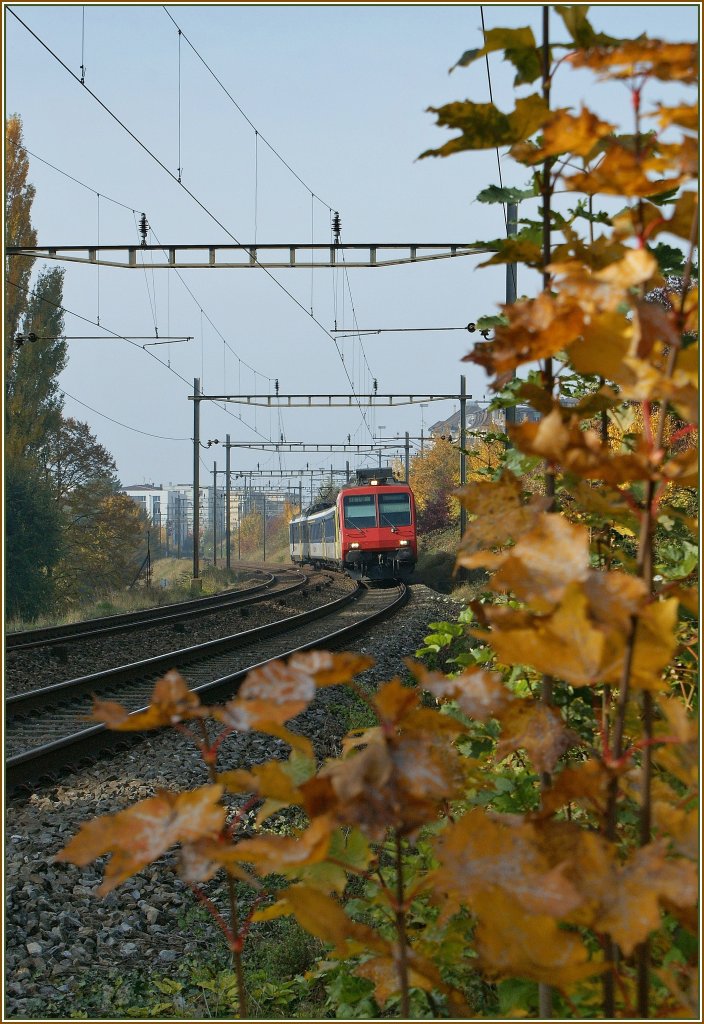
[56,13,698,1020]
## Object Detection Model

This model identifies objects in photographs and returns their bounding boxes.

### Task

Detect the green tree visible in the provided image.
[38,417,148,606]
[4,115,66,620]
[5,459,61,620]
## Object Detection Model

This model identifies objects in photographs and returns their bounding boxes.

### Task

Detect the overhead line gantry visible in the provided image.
[6,242,494,269]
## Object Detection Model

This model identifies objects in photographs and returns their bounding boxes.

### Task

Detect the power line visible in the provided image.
[6,277,271,443]
[9,10,362,382]
[9,10,374,443]
[162,6,334,212]
[59,387,190,440]
[7,134,274,382]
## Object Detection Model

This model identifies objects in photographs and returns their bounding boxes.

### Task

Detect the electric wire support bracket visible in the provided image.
[6,242,495,270]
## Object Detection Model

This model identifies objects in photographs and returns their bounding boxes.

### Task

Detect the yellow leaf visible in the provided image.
[510,106,614,163]
[464,292,584,385]
[473,886,602,988]
[456,470,550,556]
[432,809,582,918]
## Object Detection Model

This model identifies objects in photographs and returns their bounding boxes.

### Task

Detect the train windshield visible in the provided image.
[379,492,412,526]
[344,494,377,528]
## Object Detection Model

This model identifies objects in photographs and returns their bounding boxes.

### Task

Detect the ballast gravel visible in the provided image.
[4,572,355,698]
[4,584,463,1020]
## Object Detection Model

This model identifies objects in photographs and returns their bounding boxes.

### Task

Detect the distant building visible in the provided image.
[429,401,540,441]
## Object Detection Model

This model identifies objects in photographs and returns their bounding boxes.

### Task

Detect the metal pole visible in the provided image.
[405,431,410,483]
[193,377,200,581]
[225,435,231,570]
[262,493,266,561]
[346,460,350,483]
[460,375,467,541]
[421,427,424,454]
[505,201,519,430]
[212,461,217,567]
[299,481,303,513]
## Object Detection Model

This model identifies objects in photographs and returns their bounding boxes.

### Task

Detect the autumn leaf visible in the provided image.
[564,143,684,198]
[55,785,226,894]
[652,800,699,860]
[509,408,657,484]
[372,677,420,726]
[539,759,614,818]
[511,107,615,164]
[464,291,585,384]
[560,832,698,955]
[287,649,375,686]
[472,886,602,987]
[219,758,307,824]
[570,39,698,83]
[473,585,608,687]
[406,660,513,721]
[215,658,316,732]
[91,670,208,731]
[495,700,581,775]
[455,470,550,557]
[451,27,540,85]
[649,101,698,132]
[253,884,387,957]
[432,809,583,919]
[464,513,591,611]
[216,815,334,876]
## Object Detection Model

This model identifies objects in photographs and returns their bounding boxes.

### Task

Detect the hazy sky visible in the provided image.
[5,3,699,487]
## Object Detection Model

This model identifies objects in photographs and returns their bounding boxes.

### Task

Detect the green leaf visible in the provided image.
[651,242,686,275]
[451,28,541,86]
[420,94,549,158]
[554,6,619,48]
[476,183,538,204]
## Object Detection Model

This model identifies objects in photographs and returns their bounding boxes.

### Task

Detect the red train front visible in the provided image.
[337,468,417,581]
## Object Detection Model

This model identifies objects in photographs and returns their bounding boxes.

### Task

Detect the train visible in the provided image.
[289,468,417,581]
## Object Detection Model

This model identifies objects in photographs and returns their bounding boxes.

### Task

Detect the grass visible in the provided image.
[414,524,487,601]
[5,559,250,633]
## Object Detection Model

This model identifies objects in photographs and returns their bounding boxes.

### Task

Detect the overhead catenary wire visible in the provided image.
[5,277,272,442]
[59,387,190,440]
[7,135,274,382]
[162,6,334,212]
[10,9,367,407]
[480,4,518,299]
[9,10,374,445]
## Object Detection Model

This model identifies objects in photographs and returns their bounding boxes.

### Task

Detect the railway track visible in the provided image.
[6,581,408,792]
[5,567,307,652]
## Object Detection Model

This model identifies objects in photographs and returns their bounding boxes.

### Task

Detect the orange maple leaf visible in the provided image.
[91,670,208,731]
[55,785,226,894]
[495,700,581,775]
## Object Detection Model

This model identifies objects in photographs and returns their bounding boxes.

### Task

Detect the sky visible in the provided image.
[4,2,700,489]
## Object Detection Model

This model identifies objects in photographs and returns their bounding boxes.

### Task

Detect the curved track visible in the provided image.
[6,582,408,792]
[5,568,308,651]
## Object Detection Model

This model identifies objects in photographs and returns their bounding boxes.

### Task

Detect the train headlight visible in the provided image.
[399,539,409,546]
[350,542,360,549]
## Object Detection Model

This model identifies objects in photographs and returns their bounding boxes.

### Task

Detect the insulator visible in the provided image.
[467,322,476,333]
[139,213,149,246]
[28,332,37,343]
[373,378,378,394]
[274,378,279,394]
[332,211,341,242]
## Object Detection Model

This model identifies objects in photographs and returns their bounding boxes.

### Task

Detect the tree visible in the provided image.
[5,117,68,460]
[4,116,66,620]
[5,459,61,620]
[409,437,460,531]
[37,417,148,606]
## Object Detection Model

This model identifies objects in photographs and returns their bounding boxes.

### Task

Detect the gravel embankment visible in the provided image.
[5,573,354,698]
[4,585,462,1020]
